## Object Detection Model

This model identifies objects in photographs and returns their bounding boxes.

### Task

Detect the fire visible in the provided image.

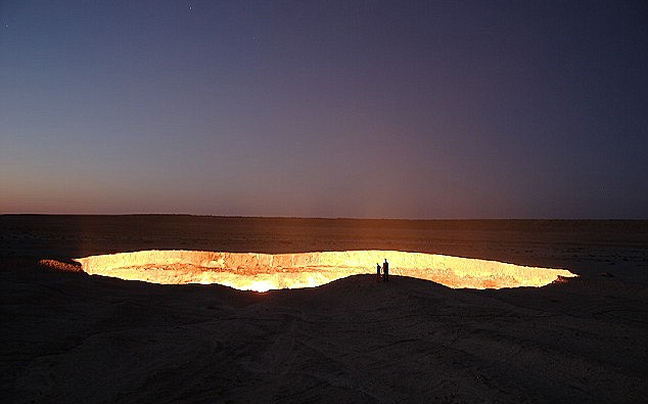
[246,280,275,293]
[70,250,577,291]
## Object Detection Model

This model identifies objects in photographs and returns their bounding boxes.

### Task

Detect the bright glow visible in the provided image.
[246,280,275,293]
[67,250,578,291]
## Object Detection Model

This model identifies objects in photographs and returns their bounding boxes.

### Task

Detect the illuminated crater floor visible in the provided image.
[74,250,577,292]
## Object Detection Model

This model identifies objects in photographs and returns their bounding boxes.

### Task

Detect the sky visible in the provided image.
[1,0,647,219]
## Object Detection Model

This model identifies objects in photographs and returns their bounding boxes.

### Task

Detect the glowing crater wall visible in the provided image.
[74,250,577,291]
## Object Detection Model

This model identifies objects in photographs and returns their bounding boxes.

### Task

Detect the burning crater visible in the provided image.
[71,250,576,292]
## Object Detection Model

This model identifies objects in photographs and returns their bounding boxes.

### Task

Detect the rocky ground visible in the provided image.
[1,215,647,403]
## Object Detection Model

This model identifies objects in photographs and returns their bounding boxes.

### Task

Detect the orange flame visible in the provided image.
[72,250,577,291]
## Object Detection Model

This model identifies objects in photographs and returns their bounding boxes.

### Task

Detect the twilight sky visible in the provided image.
[1,0,647,218]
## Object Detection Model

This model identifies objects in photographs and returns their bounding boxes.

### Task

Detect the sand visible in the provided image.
[1,215,647,403]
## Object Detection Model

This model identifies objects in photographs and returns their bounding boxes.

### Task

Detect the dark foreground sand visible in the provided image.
[1,216,647,403]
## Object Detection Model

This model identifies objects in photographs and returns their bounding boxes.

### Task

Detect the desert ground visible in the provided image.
[1,215,647,403]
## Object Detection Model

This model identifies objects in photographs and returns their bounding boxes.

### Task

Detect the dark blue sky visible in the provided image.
[1,0,647,218]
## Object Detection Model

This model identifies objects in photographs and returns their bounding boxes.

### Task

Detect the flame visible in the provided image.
[246,280,275,293]
[72,250,577,291]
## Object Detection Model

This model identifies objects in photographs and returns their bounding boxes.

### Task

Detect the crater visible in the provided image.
[71,250,577,292]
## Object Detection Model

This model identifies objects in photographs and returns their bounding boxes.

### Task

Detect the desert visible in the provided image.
[1,215,647,403]
[4,1,647,403]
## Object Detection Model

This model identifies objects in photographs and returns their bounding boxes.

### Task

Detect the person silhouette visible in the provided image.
[382,259,389,282]
[376,263,381,282]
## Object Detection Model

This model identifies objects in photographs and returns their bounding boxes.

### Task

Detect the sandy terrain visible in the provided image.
[1,215,647,403]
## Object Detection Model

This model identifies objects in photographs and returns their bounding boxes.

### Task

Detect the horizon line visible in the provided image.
[1,213,646,221]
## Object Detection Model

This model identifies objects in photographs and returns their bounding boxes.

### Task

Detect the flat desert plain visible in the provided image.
[1,215,647,403]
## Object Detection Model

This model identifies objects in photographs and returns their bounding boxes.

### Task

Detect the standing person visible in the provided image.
[376,263,381,282]
[383,259,389,282]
